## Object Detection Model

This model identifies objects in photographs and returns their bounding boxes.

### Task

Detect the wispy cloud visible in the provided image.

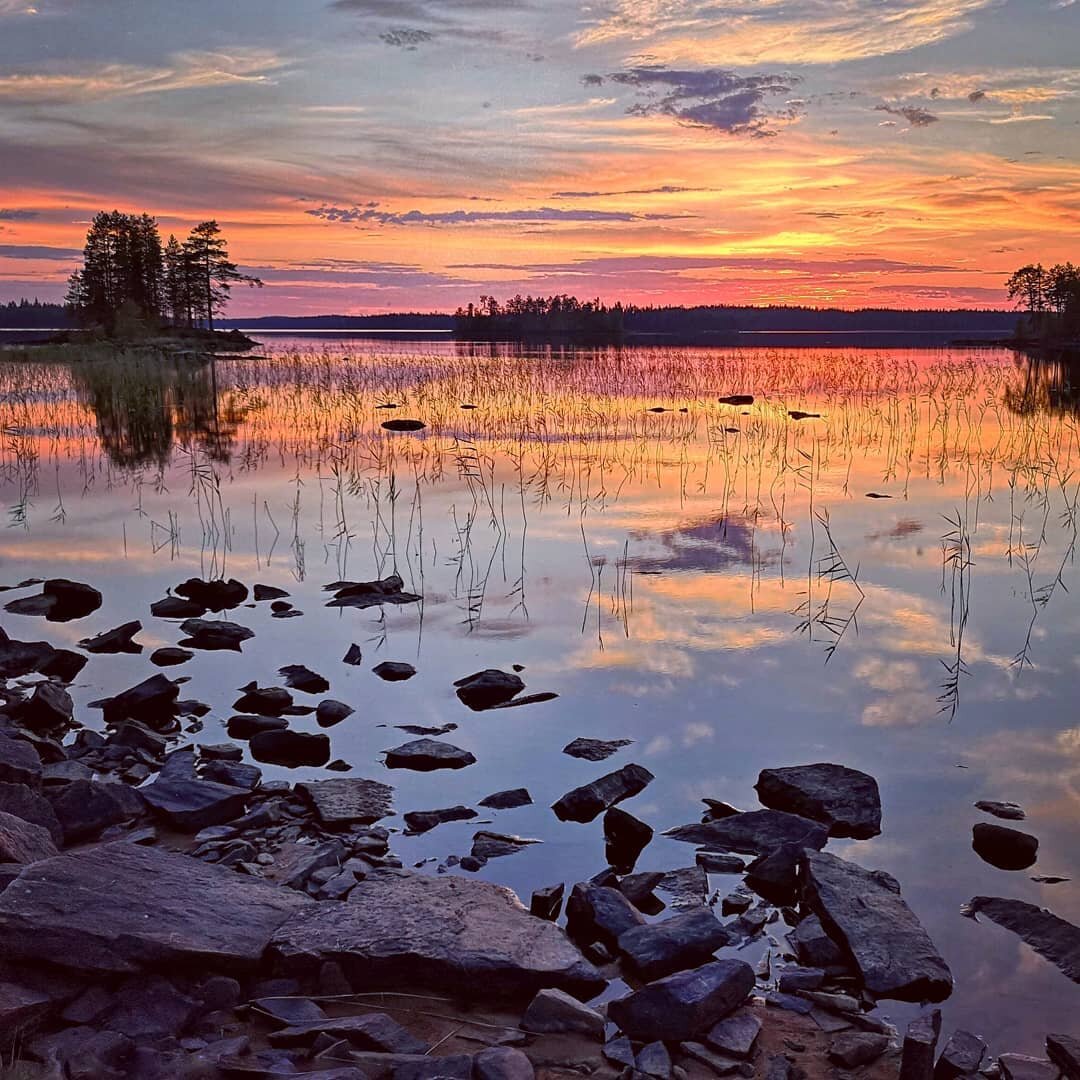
[0,209,39,221]
[305,203,693,225]
[0,243,80,259]
[875,103,940,127]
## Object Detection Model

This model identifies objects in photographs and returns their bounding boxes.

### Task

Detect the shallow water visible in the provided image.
[1,339,1078,1050]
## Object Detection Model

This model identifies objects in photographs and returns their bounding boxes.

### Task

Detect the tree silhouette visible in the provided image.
[182,221,261,332]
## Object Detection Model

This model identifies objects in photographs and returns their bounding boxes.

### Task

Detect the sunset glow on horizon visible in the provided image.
[1,0,1077,314]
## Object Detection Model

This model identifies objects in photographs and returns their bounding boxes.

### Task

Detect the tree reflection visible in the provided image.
[1005,349,1080,417]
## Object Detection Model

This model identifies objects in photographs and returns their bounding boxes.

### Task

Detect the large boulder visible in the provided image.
[141,774,250,832]
[270,868,604,1000]
[967,896,1080,983]
[0,782,62,843]
[665,809,828,855]
[454,669,525,711]
[755,763,881,839]
[801,851,952,1001]
[552,763,654,823]
[0,735,41,788]
[607,959,754,1042]
[0,841,311,974]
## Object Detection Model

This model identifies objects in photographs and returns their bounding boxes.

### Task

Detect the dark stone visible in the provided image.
[279,664,330,694]
[975,800,1025,821]
[552,762,655,823]
[78,620,143,654]
[934,1030,986,1080]
[802,850,952,1002]
[566,882,645,947]
[317,699,355,727]
[765,992,813,1015]
[620,870,665,911]
[702,799,742,820]
[618,907,730,981]
[5,578,101,622]
[967,896,1080,983]
[680,1041,745,1075]
[531,883,565,921]
[254,994,327,1025]
[604,1036,637,1070]
[269,1012,429,1053]
[150,646,194,667]
[178,618,254,651]
[233,684,295,717]
[480,788,531,810]
[755,763,881,838]
[665,809,829,855]
[325,574,421,610]
[0,781,62,843]
[298,778,395,826]
[384,738,475,771]
[30,1027,133,1077]
[175,578,248,611]
[474,1046,534,1080]
[744,843,801,905]
[829,1033,889,1068]
[563,737,633,761]
[108,721,167,757]
[48,779,144,842]
[270,867,604,1000]
[0,735,41,789]
[1047,1034,1080,1080]
[520,987,605,1037]
[90,673,179,726]
[719,395,754,405]
[454,669,525,710]
[393,1055,475,1080]
[0,809,58,863]
[343,644,364,665]
[0,841,310,973]
[227,714,289,739]
[999,1055,1059,1080]
[789,914,843,967]
[696,852,746,874]
[657,866,708,908]
[141,775,250,832]
[404,805,477,834]
[604,806,652,873]
[373,661,417,681]
[107,975,201,1039]
[151,595,206,619]
[608,959,755,1043]
[254,584,290,601]
[0,627,87,683]
[705,1010,761,1058]
[250,730,331,768]
[21,681,74,731]
[637,1042,673,1080]
[471,831,539,861]
[972,823,1038,870]
[900,1010,942,1080]
[776,968,824,993]
[381,419,426,432]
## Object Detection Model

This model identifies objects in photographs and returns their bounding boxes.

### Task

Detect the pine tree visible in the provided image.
[182,221,261,331]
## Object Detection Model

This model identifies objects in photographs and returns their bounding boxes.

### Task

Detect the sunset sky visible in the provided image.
[0,0,1077,314]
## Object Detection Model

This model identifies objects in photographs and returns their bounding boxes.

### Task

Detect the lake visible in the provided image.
[1,338,1077,1051]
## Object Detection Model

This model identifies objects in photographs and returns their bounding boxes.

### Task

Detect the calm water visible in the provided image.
[1,339,1078,1050]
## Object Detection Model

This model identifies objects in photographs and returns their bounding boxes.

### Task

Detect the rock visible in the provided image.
[680,1040,745,1075]
[471,831,539,860]
[317,699,355,727]
[719,395,754,406]
[78,620,143,654]
[637,1042,673,1079]
[200,742,244,761]
[265,840,346,890]
[392,1055,475,1080]
[325,574,421,610]
[0,841,310,973]
[966,896,1080,983]
[49,779,145,842]
[521,987,605,1037]
[608,959,755,1042]
[618,907,730,981]
[254,584,290,601]
[250,730,331,768]
[935,1030,986,1080]
[233,685,293,716]
[0,734,41,788]
[480,788,532,810]
[228,714,289,739]
[971,823,1038,870]
[563,737,633,761]
[404,806,477,834]
[141,775,250,832]
[829,1033,889,1068]
[30,1027,133,1077]
[552,762,654,823]
[176,577,248,611]
[531,883,565,921]
[665,809,829,854]
[5,578,101,622]
[270,867,604,999]
[705,1010,761,1058]
[801,850,952,1001]
[179,618,254,651]
[475,1046,535,1080]
[21,681,74,731]
[998,1055,1058,1080]
[0,627,87,682]
[151,595,206,619]
[107,975,200,1039]
[254,994,327,1025]
[90,673,179,725]
[109,720,167,757]
[702,798,742,820]
[656,866,708,909]
[373,661,417,681]
[765,992,813,1015]
[621,870,665,911]
[0,781,62,843]
[384,738,475,771]
[454,669,525,710]
[900,1010,942,1080]
[1046,1035,1080,1080]
[604,1036,637,1069]
[604,806,653,872]
[150,646,194,667]
[567,882,645,946]
[279,664,330,694]
[343,644,364,665]
[298,778,395,827]
[269,1012,429,1053]
[975,800,1025,821]
[744,843,800,905]
[777,968,824,993]
[789,914,843,967]
[755,763,881,839]
[0,809,58,863]
[696,852,747,874]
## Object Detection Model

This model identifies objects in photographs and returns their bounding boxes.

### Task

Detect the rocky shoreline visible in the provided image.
[0,574,1075,1079]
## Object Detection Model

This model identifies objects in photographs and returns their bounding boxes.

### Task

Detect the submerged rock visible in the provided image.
[254,583,290,601]
[971,823,1038,870]
[250,730,331,768]
[279,664,330,695]
[150,646,194,667]
[233,684,293,716]
[967,896,1080,983]
[325,574,421,610]
[564,737,633,762]
[317,699,354,727]
[298,778,395,827]
[480,788,532,810]
[665,809,828,855]
[454,669,525,710]
[381,419,426,432]
[404,806,477,834]
[78,620,143,654]
[178,618,254,651]
[373,661,417,682]
[801,850,952,1002]
[975,800,1025,821]
[552,762,655,823]
[270,867,604,1000]
[384,738,475,771]
[175,578,248,611]
[0,627,86,682]
[150,595,206,619]
[755,763,881,839]
[4,578,102,622]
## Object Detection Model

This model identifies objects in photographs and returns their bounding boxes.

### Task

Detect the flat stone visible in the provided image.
[637,1041,673,1079]
[900,1010,941,1080]
[972,823,1038,870]
[404,806,477,834]
[279,664,330,694]
[480,788,532,810]
[777,968,825,993]
[270,867,604,1000]
[934,1029,986,1080]
[78,620,143,654]
[254,584,290,601]
[0,627,86,682]
[696,852,747,874]
[454,669,524,710]
[48,778,145,842]
[680,1041,745,1075]
[317,699,355,727]
[665,809,828,855]
[802,850,952,1001]
[253,995,327,1025]
[618,907,730,981]
[298,778,395,827]
[269,1012,429,1053]
[373,661,417,681]
[657,865,708,908]
[967,896,1080,983]
[521,987,605,1037]
[141,775,250,832]
[975,800,1025,821]
[227,714,289,739]
[705,1009,761,1058]
[608,959,755,1043]
[0,782,62,843]
[0,809,58,863]
[829,1033,889,1068]
[384,738,475,771]
[563,737,633,761]
[475,1046,534,1080]
[765,992,813,1015]
[1047,1034,1080,1080]
[999,1055,1059,1080]
[0,841,311,973]
[325,573,421,610]
[179,618,254,651]
[552,762,655,823]
[471,831,539,860]
[250,730,331,768]
[151,595,207,619]
[0,735,41,788]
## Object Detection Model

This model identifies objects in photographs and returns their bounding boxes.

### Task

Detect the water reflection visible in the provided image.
[1005,349,1080,417]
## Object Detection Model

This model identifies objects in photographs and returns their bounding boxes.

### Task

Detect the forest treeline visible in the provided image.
[1006,263,1080,342]
[64,212,260,336]
[454,295,625,341]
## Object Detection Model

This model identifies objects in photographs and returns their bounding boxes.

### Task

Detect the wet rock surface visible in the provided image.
[325,573,421,609]
[384,737,476,771]
[666,808,829,855]
[552,762,654,823]
[972,822,1039,870]
[250,730,332,768]
[4,578,102,622]
[564,737,633,761]
[755,763,882,839]
[373,660,417,681]
[78,619,143,654]
[298,777,395,827]
[178,617,255,651]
